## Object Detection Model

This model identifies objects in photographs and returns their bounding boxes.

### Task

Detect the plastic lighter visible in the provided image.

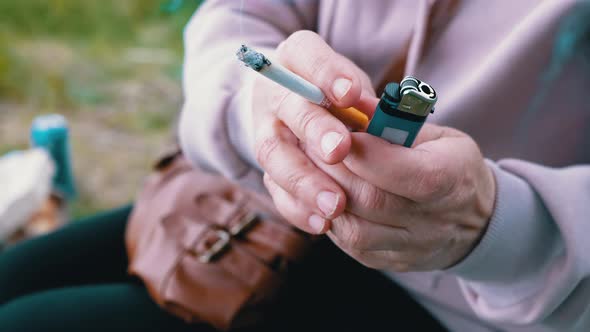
[366,76,437,147]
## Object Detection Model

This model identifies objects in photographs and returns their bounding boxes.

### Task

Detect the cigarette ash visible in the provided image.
[236,45,271,71]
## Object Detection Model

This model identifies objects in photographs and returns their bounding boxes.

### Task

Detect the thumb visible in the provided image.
[413,123,464,146]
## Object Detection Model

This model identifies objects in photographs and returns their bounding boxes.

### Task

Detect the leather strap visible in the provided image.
[126,152,313,331]
[159,216,282,330]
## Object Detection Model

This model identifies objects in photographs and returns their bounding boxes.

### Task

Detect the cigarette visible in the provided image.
[236,45,368,131]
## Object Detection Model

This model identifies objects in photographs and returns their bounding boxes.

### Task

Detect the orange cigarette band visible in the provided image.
[329,105,369,131]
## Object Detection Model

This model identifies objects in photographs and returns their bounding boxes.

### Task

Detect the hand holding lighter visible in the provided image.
[366,76,437,147]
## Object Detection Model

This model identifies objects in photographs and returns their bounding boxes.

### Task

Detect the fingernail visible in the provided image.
[321,131,343,157]
[332,78,352,100]
[308,214,326,234]
[317,191,338,217]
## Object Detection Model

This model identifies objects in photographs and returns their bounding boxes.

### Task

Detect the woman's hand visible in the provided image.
[253,30,378,234]
[265,124,497,271]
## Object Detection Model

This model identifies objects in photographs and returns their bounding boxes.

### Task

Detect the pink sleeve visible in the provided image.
[178,0,317,190]
[448,159,590,330]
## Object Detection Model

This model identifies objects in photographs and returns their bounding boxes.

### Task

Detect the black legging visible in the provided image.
[0,206,447,331]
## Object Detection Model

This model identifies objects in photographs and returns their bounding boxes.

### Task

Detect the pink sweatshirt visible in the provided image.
[178,1,590,331]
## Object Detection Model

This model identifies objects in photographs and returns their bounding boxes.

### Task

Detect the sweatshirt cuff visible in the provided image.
[446,160,558,283]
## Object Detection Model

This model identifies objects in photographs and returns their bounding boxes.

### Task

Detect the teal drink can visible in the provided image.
[30,114,77,200]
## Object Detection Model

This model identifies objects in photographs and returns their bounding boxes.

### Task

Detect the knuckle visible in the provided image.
[292,107,322,138]
[337,216,367,250]
[414,160,452,201]
[306,55,337,91]
[458,167,476,190]
[283,169,309,196]
[355,180,387,211]
[307,51,332,80]
[255,135,281,167]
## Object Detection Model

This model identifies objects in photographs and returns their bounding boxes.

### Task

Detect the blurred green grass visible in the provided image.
[0,0,202,218]
[0,0,201,108]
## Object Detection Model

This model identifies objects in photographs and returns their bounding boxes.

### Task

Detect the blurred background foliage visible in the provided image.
[0,0,202,217]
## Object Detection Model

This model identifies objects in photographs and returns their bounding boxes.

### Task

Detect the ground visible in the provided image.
[0,0,201,218]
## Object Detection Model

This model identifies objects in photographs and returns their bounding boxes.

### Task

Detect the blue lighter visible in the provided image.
[366,76,437,147]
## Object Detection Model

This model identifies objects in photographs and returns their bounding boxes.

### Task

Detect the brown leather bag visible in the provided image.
[125,151,313,331]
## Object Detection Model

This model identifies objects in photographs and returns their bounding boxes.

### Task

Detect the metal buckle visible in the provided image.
[197,229,230,263]
[229,212,259,236]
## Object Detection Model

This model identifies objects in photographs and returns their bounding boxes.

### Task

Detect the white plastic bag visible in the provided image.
[0,149,55,241]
